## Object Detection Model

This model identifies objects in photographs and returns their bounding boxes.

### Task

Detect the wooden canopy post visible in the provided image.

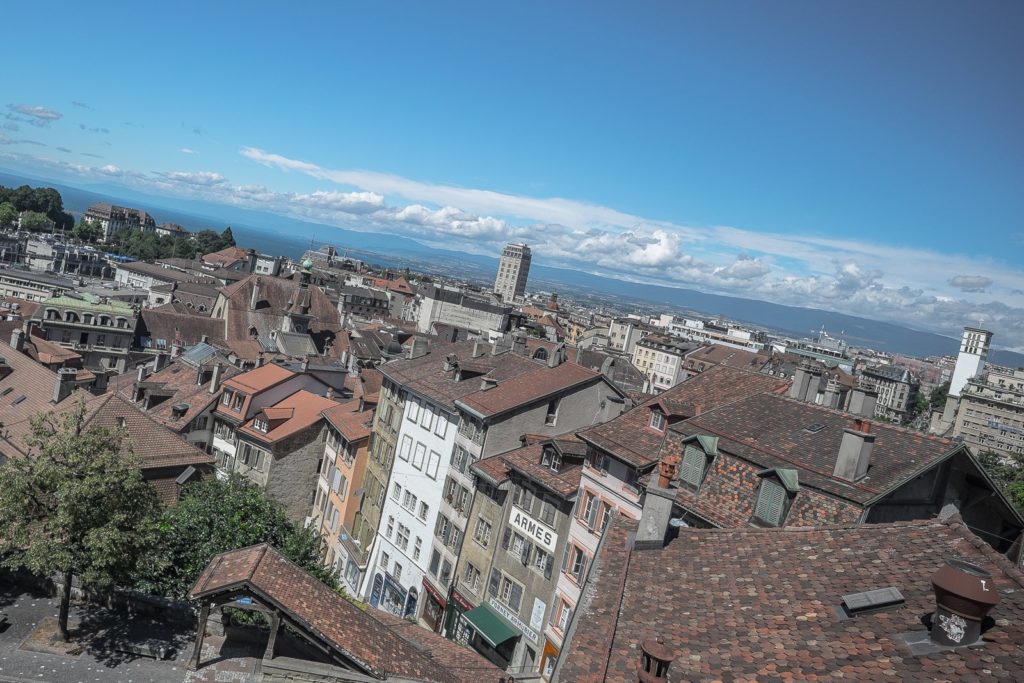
[189,602,211,671]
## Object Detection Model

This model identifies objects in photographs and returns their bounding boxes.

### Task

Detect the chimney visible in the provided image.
[137,365,148,383]
[250,277,261,311]
[480,376,498,391]
[637,636,677,683]
[833,419,874,482]
[635,451,680,548]
[247,248,257,273]
[300,357,309,373]
[822,376,841,409]
[53,367,77,403]
[848,385,878,418]
[512,331,528,356]
[201,335,209,345]
[10,328,25,353]
[802,364,822,403]
[154,352,169,372]
[171,339,183,358]
[208,364,223,394]
[547,343,565,368]
[472,341,485,358]
[443,354,458,373]
[326,386,335,400]
[929,558,1000,647]
[575,346,583,364]
[789,363,812,401]
[408,337,428,359]
[256,351,265,368]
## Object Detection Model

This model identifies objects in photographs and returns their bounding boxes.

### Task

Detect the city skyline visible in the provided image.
[2,2,1022,349]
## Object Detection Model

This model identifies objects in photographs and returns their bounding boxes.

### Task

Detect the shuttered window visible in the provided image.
[754,479,787,526]
[679,445,706,489]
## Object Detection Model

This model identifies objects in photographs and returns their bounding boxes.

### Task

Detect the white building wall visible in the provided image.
[360,393,457,617]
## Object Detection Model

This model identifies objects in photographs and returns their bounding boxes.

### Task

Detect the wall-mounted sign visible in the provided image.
[508,507,558,553]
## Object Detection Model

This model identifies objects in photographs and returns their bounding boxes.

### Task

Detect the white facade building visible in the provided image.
[360,392,457,619]
[949,327,992,398]
[494,243,532,304]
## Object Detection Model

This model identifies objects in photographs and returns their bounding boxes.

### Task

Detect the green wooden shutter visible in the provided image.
[755,480,786,526]
[681,445,705,488]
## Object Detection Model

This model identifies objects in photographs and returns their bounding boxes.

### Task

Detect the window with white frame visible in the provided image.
[403,490,418,512]
[386,516,395,538]
[425,450,440,479]
[396,523,410,551]
[412,443,426,470]
[463,562,481,593]
[473,518,492,547]
[413,537,422,560]
[398,434,412,461]
[418,501,429,522]
[649,410,665,431]
[433,414,447,438]
[392,483,402,501]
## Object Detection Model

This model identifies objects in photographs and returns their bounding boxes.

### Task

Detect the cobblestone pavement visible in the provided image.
[0,586,190,683]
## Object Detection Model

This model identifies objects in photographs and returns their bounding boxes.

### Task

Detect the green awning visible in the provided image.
[462,603,519,647]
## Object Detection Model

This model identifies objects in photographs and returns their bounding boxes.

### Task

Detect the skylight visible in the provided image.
[840,587,904,618]
[805,422,826,433]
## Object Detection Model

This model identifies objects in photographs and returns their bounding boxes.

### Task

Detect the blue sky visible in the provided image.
[2,1,1023,348]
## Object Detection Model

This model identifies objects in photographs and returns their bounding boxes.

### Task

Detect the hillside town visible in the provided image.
[1,194,1023,682]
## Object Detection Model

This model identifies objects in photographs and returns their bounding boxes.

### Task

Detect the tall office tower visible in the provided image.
[493,242,532,303]
[949,327,993,398]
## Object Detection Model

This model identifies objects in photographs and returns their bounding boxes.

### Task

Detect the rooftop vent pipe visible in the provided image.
[929,558,1000,647]
[637,636,676,683]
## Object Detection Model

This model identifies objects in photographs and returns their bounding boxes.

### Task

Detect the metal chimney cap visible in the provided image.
[640,636,676,663]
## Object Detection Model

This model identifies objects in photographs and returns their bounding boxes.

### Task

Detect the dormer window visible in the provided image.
[752,468,800,527]
[649,410,665,432]
[222,390,233,406]
[540,447,561,472]
[674,435,718,493]
[233,394,245,411]
[253,417,269,433]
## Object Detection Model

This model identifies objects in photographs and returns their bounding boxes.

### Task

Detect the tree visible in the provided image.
[0,201,16,228]
[18,210,52,232]
[72,219,103,243]
[220,226,235,247]
[977,450,1024,515]
[132,474,336,599]
[0,400,161,640]
[929,381,951,413]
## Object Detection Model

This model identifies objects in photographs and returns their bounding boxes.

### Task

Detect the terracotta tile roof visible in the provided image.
[0,340,70,458]
[321,400,373,442]
[190,544,497,683]
[140,306,227,347]
[381,341,540,411]
[238,389,338,444]
[684,343,772,371]
[457,362,605,419]
[670,393,957,505]
[560,515,1024,682]
[201,246,249,267]
[491,438,586,498]
[220,274,341,346]
[115,357,239,432]
[223,363,295,392]
[578,365,790,469]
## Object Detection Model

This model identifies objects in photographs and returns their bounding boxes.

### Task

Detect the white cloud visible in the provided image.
[179,147,199,155]
[7,148,1024,349]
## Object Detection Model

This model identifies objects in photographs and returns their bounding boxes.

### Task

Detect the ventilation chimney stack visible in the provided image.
[256,351,265,368]
[472,341,485,358]
[154,352,170,373]
[326,386,335,400]
[637,636,677,683]
[208,364,223,394]
[929,558,1000,647]
[822,376,842,409]
[408,337,428,359]
[53,367,77,403]
[137,365,148,384]
[849,384,878,418]
[300,357,309,373]
[480,376,499,391]
[512,330,528,356]
[635,451,680,548]
[250,277,261,311]
[802,364,822,403]
[789,362,813,401]
[170,339,183,358]
[833,419,874,482]
[10,328,25,353]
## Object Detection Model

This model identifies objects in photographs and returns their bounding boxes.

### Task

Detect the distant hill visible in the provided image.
[3,169,1021,367]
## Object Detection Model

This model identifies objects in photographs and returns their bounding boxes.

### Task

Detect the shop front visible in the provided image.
[458,602,521,670]
[369,573,418,618]
[421,578,447,633]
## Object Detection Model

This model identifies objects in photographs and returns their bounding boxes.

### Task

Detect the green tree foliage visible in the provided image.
[71,218,103,243]
[0,201,17,228]
[0,184,74,230]
[106,229,198,260]
[977,450,1024,515]
[0,400,162,640]
[929,381,951,412]
[192,228,236,255]
[18,210,53,233]
[132,474,336,599]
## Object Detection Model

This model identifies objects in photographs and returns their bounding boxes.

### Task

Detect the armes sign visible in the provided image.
[508,507,558,553]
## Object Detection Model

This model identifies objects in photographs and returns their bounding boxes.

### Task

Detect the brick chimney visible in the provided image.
[637,636,676,683]
[848,384,878,418]
[929,558,1000,647]
[636,451,681,548]
[833,418,874,482]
